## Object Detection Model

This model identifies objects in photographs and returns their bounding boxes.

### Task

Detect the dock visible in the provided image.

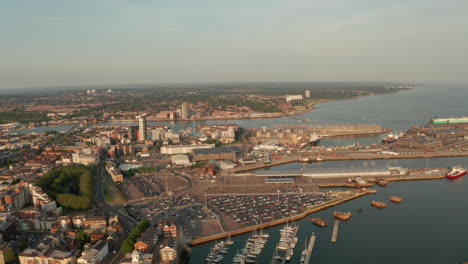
[331,220,339,243]
[304,232,316,264]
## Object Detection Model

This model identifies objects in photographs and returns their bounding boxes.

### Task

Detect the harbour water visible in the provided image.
[188,83,468,264]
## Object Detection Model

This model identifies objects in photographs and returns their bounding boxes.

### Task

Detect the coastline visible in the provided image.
[111,90,411,123]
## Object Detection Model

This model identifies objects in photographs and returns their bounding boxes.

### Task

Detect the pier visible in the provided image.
[304,232,316,264]
[331,220,339,243]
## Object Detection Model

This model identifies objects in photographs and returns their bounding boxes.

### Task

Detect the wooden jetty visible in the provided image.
[304,232,317,264]
[331,220,339,243]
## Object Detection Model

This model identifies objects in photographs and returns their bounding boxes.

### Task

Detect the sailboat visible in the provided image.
[300,238,307,264]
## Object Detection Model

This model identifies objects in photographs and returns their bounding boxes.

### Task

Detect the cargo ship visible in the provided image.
[371,201,387,208]
[310,217,328,227]
[333,211,351,221]
[446,166,467,179]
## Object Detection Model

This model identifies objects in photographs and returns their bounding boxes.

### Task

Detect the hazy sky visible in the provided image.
[1,0,467,89]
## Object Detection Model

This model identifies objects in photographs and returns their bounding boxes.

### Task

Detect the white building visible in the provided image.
[77,240,109,264]
[285,95,303,102]
[160,144,214,154]
[305,90,311,98]
[138,116,147,141]
[171,155,191,166]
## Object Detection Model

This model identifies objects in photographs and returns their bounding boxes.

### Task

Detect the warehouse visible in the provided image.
[192,146,240,162]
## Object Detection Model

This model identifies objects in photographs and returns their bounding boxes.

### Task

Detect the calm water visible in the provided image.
[188,83,468,264]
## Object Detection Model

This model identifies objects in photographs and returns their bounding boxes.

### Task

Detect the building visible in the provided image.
[138,116,147,141]
[170,155,191,166]
[192,146,240,162]
[160,144,214,155]
[216,161,236,170]
[19,247,78,264]
[77,240,109,264]
[159,246,176,264]
[181,102,188,120]
[83,216,107,230]
[285,95,303,102]
[105,163,123,183]
[121,249,155,264]
[305,90,311,98]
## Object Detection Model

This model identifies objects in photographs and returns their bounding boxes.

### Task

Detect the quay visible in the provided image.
[304,232,316,264]
[331,220,339,243]
[189,189,376,246]
[229,151,468,173]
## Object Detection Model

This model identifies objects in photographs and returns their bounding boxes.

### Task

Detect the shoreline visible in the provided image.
[189,189,376,246]
[2,88,411,130]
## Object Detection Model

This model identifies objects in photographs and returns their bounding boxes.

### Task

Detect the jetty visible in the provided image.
[304,232,316,264]
[331,220,339,243]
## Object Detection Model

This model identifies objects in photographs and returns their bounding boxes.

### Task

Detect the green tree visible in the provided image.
[3,247,17,264]
[120,238,134,254]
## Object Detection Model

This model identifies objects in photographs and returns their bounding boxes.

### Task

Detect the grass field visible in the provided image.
[103,178,128,205]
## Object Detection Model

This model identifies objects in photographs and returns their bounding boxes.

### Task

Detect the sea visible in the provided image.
[9,83,468,263]
[185,83,468,264]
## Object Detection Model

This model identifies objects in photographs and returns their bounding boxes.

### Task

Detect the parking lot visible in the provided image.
[207,193,330,227]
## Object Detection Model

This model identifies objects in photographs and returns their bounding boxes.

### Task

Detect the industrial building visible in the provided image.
[192,146,240,162]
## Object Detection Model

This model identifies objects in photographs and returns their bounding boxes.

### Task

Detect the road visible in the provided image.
[94,163,138,264]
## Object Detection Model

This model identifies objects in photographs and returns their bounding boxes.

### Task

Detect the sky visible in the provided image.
[1,0,468,89]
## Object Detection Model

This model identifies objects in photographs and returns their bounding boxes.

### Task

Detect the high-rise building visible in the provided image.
[305,90,311,98]
[138,116,147,141]
[181,102,188,120]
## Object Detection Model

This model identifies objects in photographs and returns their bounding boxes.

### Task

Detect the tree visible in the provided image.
[120,238,134,254]
[3,247,17,264]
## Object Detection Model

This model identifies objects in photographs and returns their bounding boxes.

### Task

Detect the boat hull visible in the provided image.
[446,170,467,179]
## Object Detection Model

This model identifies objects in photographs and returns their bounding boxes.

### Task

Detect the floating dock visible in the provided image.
[304,232,316,264]
[331,220,339,243]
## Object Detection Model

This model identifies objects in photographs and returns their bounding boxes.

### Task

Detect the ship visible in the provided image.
[446,165,467,179]
[309,133,320,146]
[381,133,397,144]
[371,201,387,208]
[310,217,328,227]
[333,211,351,221]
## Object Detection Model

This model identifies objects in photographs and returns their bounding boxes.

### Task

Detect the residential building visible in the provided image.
[138,116,147,141]
[77,240,109,264]
[181,102,188,120]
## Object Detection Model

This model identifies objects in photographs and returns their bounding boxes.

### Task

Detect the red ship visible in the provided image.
[446,166,467,179]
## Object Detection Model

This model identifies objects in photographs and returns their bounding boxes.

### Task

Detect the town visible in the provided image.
[2,86,468,264]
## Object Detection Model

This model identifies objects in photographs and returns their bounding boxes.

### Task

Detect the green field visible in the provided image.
[103,178,127,205]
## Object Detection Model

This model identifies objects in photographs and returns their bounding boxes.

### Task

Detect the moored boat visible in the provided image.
[371,200,387,208]
[333,211,351,221]
[389,196,403,203]
[446,166,467,179]
[310,217,328,227]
